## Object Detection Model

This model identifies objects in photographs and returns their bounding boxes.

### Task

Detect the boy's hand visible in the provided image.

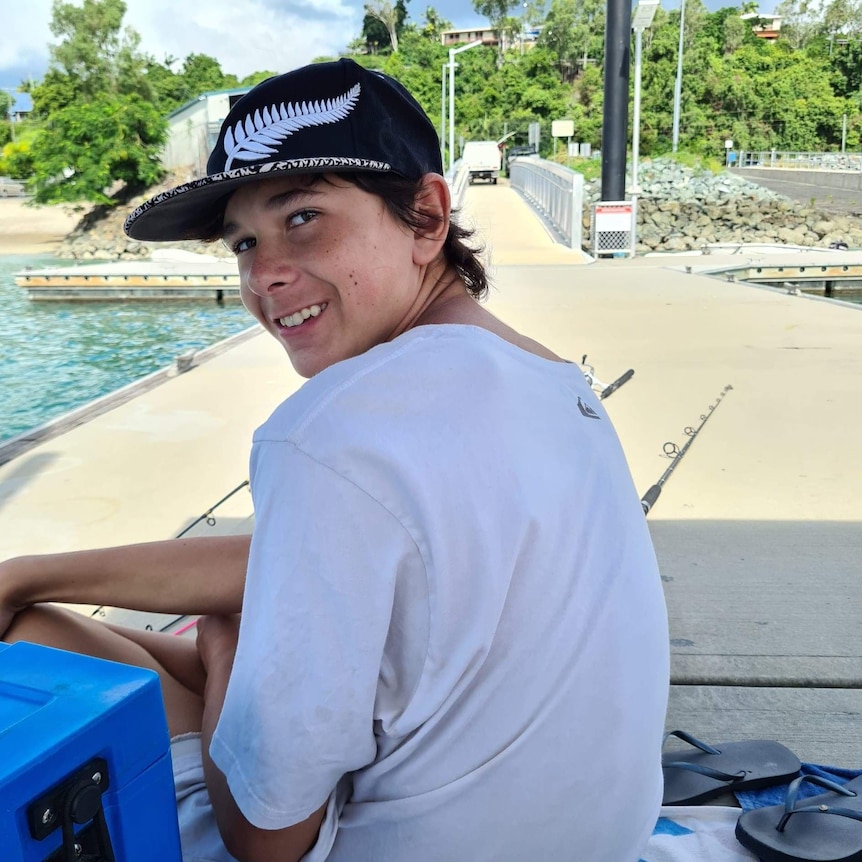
[196,614,241,681]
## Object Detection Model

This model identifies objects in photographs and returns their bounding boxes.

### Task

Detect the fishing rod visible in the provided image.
[175,479,250,538]
[88,479,251,631]
[640,385,733,516]
[580,355,635,400]
[159,479,252,632]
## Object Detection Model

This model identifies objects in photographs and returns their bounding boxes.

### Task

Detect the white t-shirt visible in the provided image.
[210,324,669,862]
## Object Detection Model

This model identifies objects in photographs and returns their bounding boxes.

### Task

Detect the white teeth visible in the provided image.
[279,303,326,328]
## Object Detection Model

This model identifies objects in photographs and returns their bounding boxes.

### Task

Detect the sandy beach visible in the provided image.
[0,197,82,255]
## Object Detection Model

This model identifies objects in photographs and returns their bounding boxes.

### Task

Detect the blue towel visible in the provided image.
[734,762,862,811]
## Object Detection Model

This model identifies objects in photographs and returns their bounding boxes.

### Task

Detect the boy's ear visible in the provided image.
[412,173,451,265]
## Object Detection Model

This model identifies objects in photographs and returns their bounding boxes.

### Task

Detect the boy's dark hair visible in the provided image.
[200,172,489,300]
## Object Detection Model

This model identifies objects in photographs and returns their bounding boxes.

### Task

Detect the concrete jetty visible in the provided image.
[1,180,860,766]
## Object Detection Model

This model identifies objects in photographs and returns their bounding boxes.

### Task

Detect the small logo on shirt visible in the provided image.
[577,396,601,419]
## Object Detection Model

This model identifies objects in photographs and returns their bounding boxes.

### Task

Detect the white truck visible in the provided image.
[461,140,502,185]
[0,176,26,197]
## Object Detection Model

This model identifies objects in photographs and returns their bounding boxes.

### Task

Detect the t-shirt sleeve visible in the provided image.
[209,440,417,830]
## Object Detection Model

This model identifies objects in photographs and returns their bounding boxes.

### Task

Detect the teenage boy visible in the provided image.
[1,59,669,862]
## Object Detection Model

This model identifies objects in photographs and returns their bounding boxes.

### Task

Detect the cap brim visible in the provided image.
[124,156,393,242]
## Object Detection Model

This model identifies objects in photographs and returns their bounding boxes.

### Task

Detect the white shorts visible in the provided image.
[171,733,239,862]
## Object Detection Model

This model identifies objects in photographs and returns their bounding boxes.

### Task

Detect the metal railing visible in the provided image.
[508,157,585,250]
[736,151,862,171]
[446,159,471,210]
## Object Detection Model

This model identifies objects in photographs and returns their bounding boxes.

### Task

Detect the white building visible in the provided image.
[162,87,250,177]
[740,12,782,39]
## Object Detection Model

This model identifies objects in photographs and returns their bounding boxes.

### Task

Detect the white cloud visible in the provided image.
[0,1,54,79]
[124,0,360,78]
[0,0,361,88]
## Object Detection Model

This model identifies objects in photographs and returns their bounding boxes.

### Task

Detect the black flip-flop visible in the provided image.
[736,774,862,862]
[662,729,801,806]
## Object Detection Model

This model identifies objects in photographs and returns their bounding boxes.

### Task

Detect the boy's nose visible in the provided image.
[246,249,298,296]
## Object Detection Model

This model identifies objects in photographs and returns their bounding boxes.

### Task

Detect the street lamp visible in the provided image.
[672,0,686,152]
[631,0,659,195]
[440,62,447,168]
[520,2,528,56]
[448,39,483,172]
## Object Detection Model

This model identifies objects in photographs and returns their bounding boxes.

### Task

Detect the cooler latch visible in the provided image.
[27,756,116,862]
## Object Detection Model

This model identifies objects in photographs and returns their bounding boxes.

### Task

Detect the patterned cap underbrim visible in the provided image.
[124,156,393,242]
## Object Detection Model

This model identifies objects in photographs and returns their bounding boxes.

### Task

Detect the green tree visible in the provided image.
[25,0,167,204]
[29,94,165,204]
[0,90,12,122]
[776,0,823,49]
[34,0,151,107]
[0,91,13,149]
[142,56,186,113]
[240,70,279,88]
[363,0,409,52]
[181,53,239,95]
[0,133,37,181]
[473,0,520,25]
[828,38,862,97]
[723,14,748,53]
[538,0,605,80]
[378,30,447,110]
[473,0,519,60]
[421,6,452,40]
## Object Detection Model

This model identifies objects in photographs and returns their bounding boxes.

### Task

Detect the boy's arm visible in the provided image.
[198,614,328,862]
[0,535,250,635]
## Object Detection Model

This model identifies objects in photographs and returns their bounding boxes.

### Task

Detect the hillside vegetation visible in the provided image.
[2,0,862,206]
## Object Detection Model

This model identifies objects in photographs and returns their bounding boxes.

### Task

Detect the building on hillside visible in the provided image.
[1,89,31,123]
[440,25,540,52]
[440,27,499,48]
[741,12,782,39]
[163,87,251,177]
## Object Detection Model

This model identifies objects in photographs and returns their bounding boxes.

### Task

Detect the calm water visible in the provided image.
[0,254,255,442]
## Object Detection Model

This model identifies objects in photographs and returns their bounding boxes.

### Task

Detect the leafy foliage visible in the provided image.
[29,94,166,204]
[0,137,35,180]
[31,0,152,111]
[10,0,862,202]
[362,0,410,53]
[21,0,166,204]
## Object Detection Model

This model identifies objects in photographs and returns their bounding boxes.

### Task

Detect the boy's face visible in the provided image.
[223,174,421,378]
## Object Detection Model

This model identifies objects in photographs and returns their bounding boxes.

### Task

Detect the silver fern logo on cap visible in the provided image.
[223,83,361,171]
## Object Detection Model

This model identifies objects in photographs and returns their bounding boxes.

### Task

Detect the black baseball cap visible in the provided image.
[124,59,443,242]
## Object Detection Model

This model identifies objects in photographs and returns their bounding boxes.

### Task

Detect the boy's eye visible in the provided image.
[288,209,318,228]
[232,237,256,254]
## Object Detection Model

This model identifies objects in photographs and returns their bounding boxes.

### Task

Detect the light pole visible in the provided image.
[671,0,686,153]
[521,2,528,56]
[440,62,447,168]
[631,0,658,195]
[448,39,483,172]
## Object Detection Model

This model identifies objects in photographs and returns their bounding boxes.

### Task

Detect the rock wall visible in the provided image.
[56,171,232,262]
[55,158,862,261]
[582,158,862,252]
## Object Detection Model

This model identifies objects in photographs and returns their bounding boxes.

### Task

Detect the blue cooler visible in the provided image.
[0,641,182,862]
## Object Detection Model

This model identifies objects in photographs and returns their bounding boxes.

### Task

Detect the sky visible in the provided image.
[0,0,489,111]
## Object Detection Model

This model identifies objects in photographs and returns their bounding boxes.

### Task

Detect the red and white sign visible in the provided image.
[594,203,633,232]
